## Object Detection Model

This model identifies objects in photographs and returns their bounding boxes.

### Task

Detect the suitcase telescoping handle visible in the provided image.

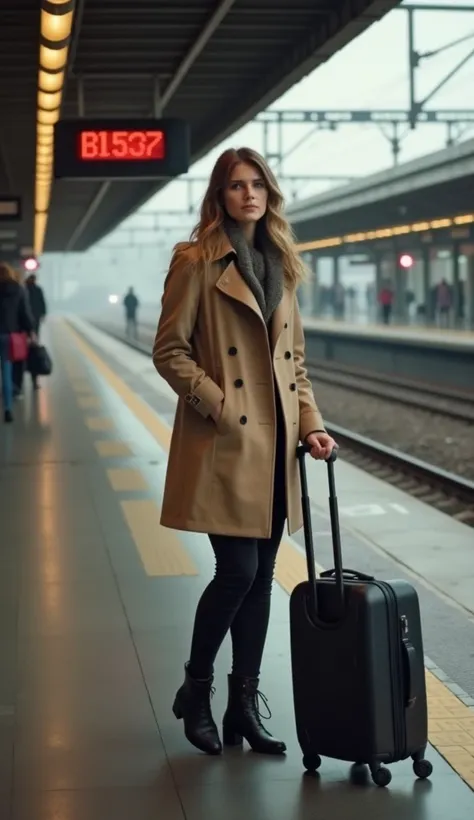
[296,443,345,620]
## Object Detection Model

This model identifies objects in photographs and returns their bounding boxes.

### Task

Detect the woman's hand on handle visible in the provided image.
[305,431,337,461]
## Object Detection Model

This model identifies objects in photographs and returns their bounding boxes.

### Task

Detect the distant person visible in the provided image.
[378,282,394,325]
[436,278,451,327]
[25,273,47,389]
[0,262,35,422]
[123,287,139,338]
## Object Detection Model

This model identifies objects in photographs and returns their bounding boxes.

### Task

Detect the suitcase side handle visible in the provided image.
[401,638,418,708]
[296,443,345,620]
[320,568,374,582]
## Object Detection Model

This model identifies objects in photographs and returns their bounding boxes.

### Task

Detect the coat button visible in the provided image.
[234,378,243,388]
[290,383,296,391]
[284,323,288,329]
[239,415,247,425]
[228,346,237,356]
[284,351,291,360]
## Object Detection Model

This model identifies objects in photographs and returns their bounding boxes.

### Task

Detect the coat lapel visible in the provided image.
[212,232,295,348]
[216,259,265,322]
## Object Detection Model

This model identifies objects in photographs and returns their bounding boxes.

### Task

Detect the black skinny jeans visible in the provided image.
[188,398,287,681]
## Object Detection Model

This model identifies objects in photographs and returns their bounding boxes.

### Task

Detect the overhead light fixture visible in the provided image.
[37,123,54,136]
[37,136,54,148]
[38,68,64,93]
[39,44,68,72]
[34,212,48,255]
[36,188,51,213]
[41,9,74,43]
[37,108,60,125]
[38,89,62,110]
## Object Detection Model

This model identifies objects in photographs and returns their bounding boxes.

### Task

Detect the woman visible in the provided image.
[0,262,35,422]
[153,147,336,757]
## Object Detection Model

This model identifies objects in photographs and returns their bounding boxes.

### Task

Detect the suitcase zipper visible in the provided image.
[372,581,406,760]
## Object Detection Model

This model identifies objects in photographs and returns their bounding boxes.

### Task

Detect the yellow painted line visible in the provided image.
[78,396,101,409]
[107,468,148,492]
[95,440,133,458]
[63,318,474,789]
[276,539,313,593]
[121,500,198,576]
[66,322,171,452]
[426,675,474,789]
[85,416,114,431]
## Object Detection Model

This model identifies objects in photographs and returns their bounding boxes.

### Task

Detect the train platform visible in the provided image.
[1,314,473,820]
[302,317,474,351]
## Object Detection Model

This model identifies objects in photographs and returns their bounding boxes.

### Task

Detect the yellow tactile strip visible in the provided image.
[85,416,114,431]
[426,673,474,789]
[63,318,474,789]
[121,499,198,577]
[60,323,198,579]
[95,440,133,458]
[107,468,149,492]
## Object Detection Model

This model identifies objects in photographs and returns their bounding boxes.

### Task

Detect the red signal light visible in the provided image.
[399,253,414,269]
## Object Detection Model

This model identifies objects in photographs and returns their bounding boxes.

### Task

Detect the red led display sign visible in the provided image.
[54,118,189,180]
[78,130,166,161]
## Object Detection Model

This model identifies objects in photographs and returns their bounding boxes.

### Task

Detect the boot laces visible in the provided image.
[252,688,272,722]
[197,684,215,717]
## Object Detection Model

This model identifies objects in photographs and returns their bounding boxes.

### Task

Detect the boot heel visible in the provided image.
[223,724,243,747]
[172,697,183,720]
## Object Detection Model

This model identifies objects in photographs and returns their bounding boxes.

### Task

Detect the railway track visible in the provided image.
[307,360,474,424]
[91,320,474,527]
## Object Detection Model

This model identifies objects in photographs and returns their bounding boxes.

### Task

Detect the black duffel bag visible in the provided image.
[27,344,53,377]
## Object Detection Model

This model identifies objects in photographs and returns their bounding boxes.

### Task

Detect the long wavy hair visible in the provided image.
[187,147,307,285]
[0,261,17,283]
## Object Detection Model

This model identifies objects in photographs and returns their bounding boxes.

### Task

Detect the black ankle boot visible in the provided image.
[172,663,222,755]
[222,674,286,755]
[3,410,13,423]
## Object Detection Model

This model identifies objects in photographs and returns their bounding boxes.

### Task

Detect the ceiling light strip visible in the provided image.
[295,212,474,254]
[34,0,77,256]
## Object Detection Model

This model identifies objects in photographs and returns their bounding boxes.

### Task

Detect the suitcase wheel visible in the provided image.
[370,765,392,787]
[413,758,433,779]
[303,754,322,773]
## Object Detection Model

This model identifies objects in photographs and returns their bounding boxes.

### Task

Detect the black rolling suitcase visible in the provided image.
[290,445,433,787]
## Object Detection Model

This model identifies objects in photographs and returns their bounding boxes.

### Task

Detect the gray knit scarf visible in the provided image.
[223,217,283,324]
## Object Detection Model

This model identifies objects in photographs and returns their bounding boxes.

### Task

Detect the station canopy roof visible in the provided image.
[0,0,399,254]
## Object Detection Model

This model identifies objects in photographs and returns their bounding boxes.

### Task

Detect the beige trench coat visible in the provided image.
[152,234,325,539]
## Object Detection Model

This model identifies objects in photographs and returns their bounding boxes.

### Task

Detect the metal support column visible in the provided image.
[310,252,320,317]
[422,245,431,323]
[452,243,461,325]
[467,254,474,328]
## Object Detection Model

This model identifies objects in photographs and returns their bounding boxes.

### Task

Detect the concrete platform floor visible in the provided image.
[0,315,473,819]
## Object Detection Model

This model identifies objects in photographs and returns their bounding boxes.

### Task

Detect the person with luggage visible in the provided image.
[24,273,47,389]
[153,146,336,757]
[0,262,35,422]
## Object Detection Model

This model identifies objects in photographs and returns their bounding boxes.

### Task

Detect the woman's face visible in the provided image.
[223,162,268,225]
